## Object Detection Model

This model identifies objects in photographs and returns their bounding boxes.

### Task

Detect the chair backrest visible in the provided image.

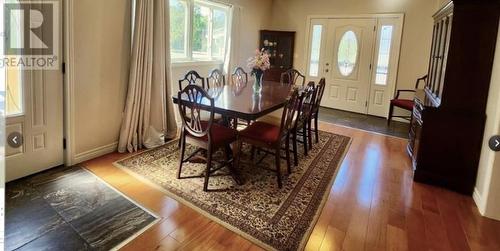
[231,67,248,85]
[279,88,301,137]
[280,69,306,86]
[415,75,428,89]
[294,82,316,129]
[313,78,326,113]
[179,70,205,91]
[177,85,214,138]
[207,69,225,89]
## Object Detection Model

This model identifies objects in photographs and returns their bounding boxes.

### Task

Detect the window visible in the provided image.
[375,25,394,85]
[0,4,23,116]
[170,0,188,59]
[308,25,323,77]
[337,31,358,76]
[169,0,229,62]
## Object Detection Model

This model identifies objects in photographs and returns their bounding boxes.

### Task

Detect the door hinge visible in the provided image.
[369,64,372,70]
[365,101,368,107]
[63,138,66,149]
[374,25,376,32]
[62,62,66,74]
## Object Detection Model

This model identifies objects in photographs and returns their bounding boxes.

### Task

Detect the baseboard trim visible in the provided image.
[73,142,118,164]
[473,187,486,215]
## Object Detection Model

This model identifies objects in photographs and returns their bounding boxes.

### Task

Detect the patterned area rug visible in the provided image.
[115,131,351,250]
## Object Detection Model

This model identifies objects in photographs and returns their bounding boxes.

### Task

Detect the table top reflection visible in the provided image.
[173,81,293,120]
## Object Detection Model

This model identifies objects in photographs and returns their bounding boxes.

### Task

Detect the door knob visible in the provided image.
[325,69,329,73]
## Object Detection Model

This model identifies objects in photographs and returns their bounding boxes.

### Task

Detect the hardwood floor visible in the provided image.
[82,122,500,251]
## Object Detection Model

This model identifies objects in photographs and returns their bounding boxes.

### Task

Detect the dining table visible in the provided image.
[172,80,295,185]
[172,80,294,122]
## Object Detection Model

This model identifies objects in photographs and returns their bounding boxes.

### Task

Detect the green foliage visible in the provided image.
[170,0,186,51]
[192,6,208,52]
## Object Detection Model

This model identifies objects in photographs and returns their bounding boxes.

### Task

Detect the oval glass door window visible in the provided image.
[337,31,358,76]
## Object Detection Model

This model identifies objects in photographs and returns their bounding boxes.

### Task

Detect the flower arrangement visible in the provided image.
[247,48,270,94]
[247,48,271,71]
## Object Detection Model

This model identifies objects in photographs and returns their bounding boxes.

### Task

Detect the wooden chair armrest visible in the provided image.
[415,75,428,89]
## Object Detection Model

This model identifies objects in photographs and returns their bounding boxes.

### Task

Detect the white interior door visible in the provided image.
[306,16,403,117]
[3,1,64,181]
[322,18,376,114]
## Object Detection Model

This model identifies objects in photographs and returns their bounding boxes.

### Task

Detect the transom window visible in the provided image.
[169,0,229,62]
[337,30,358,76]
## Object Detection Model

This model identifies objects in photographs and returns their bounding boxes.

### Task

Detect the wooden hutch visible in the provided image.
[259,30,295,82]
[408,0,500,195]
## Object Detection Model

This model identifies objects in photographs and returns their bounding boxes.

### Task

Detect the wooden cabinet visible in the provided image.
[259,30,295,82]
[408,0,500,195]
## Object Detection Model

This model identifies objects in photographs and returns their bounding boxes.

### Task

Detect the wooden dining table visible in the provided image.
[172,80,294,185]
[172,80,294,121]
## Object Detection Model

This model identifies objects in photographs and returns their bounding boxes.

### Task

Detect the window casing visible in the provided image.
[169,0,229,63]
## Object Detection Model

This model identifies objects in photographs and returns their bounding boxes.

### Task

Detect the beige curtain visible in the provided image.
[118,0,177,153]
[223,5,241,75]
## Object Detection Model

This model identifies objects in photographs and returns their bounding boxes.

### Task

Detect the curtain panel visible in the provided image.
[118,0,177,153]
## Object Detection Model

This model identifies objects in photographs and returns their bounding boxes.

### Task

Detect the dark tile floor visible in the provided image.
[318,107,410,139]
[5,166,157,251]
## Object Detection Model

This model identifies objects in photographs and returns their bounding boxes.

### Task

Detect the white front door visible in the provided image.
[2,1,64,181]
[323,18,376,114]
[306,16,403,117]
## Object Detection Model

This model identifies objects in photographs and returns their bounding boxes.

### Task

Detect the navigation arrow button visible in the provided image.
[489,135,500,152]
[7,132,23,148]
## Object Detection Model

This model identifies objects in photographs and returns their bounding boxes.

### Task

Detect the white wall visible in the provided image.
[65,0,131,164]
[474,24,500,221]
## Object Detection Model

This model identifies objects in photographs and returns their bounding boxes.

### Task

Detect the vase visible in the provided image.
[253,69,264,94]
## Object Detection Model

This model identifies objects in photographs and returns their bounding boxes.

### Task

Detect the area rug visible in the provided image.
[5,166,159,251]
[115,131,351,251]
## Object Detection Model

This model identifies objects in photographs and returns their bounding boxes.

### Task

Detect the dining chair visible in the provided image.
[231,67,248,85]
[207,69,226,89]
[388,75,427,125]
[230,67,250,128]
[179,70,206,91]
[237,88,301,188]
[289,82,316,166]
[177,85,238,192]
[308,78,326,144]
[280,69,306,86]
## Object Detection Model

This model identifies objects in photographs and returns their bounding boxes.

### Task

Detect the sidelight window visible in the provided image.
[308,25,323,77]
[375,25,394,85]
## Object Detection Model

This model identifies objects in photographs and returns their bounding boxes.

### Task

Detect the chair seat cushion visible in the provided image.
[186,121,237,146]
[239,121,281,145]
[390,99,414,110]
